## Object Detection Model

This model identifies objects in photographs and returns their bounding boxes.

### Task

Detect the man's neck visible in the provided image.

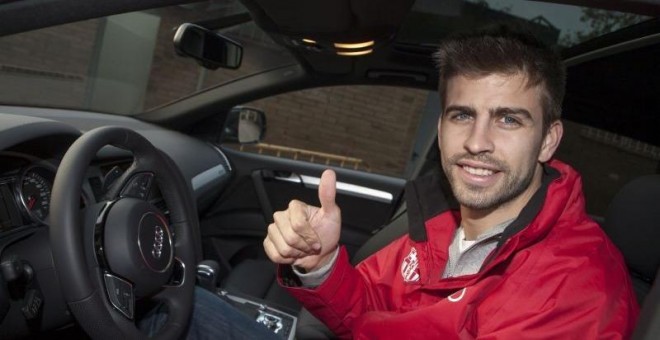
[460,206,519,240]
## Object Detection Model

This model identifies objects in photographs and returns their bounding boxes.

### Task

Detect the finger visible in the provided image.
[263,238,294,264]
[287,200,321,252]
[318,169,337,212]
[267,222,306,259]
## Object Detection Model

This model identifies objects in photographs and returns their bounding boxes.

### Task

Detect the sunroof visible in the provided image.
[397,0,652,49]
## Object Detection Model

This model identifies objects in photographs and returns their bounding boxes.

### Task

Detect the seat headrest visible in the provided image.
[603,175,660,282]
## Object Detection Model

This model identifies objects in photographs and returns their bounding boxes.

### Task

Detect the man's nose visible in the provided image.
[463,120,494,154]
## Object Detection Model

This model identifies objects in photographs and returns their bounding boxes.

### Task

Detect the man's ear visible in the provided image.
[538,120,563,163]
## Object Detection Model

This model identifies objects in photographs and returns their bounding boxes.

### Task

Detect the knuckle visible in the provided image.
[263,241,279,262]
[267,223,277,235]
[282,231,298,245]
[281,245,299,258]
[290,220,307,233]
[289,200,302,209]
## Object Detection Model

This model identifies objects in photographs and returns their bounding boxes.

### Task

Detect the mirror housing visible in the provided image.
[221,106,266,144]
[173,23,243,70]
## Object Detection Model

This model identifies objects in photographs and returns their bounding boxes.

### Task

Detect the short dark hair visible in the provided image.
[434,24,565,132]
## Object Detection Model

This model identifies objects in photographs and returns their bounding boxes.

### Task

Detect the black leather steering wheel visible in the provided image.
[50,126,198,339]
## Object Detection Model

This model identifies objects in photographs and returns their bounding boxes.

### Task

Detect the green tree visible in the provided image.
[561,8,647,46]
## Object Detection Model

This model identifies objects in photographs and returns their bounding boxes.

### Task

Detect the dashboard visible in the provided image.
[0,107,232,338]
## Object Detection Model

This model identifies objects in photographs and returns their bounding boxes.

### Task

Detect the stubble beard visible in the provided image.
[442,153,537,211]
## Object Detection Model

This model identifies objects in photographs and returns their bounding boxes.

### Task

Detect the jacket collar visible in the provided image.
[405,160,566,246]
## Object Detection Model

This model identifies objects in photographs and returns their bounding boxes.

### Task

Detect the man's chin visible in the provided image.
[454,189,498,211]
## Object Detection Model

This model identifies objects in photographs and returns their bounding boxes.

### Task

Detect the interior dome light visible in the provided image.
[334,41,374,49]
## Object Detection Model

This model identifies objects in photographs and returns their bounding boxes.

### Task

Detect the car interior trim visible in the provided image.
[274,173,394,203]
[209,144,233,172]
[191,164,228,192]
[564,32,660,66]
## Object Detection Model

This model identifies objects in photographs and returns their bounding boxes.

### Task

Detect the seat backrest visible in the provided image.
[351,204,409,265]
[602,175,660,305]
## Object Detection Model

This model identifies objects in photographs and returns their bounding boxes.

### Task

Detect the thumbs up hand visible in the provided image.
[264,169,341,272]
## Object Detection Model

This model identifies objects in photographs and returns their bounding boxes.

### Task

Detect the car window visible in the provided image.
[557,121,660,218]
[0,1,295,115]
[230,86,437,178]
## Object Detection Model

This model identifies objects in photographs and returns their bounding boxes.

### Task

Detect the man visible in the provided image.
[264,26,639,338]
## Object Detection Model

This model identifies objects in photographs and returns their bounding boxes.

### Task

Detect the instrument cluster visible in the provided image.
[0,155,87,232]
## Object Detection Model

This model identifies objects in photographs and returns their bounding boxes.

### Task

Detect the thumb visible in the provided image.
[318,169,337,211]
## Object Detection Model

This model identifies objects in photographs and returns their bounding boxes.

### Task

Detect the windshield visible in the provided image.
[0,1,295,116]
[0,0,653,116]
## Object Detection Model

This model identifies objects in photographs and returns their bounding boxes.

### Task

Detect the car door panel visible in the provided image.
[201,147,406,268]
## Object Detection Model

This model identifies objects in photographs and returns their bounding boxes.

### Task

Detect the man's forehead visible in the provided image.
[444,73,545,110]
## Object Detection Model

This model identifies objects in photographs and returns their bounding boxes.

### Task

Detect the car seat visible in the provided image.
[602,175,660,339]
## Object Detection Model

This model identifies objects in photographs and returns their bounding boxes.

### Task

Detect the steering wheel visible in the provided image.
[50,126,199,339]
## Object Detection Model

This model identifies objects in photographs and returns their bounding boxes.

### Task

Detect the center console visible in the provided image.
[217,290,297,340]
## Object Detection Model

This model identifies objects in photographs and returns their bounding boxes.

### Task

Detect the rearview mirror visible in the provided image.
[173,23,243,70]
[221,107,266,144]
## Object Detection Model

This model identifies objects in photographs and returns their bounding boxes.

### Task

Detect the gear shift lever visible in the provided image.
[196,260,221,291]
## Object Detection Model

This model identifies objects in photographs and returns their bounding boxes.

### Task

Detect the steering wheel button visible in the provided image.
[120,173,153,200]
[103,273,134,319]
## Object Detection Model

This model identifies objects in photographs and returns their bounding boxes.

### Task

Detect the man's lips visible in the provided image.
[461,165,495,176]
[453,159,503,187]
[456,160,501,175]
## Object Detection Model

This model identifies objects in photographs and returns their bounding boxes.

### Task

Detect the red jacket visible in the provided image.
[280,160,639,339]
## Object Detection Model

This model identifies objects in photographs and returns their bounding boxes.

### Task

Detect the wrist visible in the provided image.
[312,245,339,271]
[293,246,340,287]
[295,245,339,273]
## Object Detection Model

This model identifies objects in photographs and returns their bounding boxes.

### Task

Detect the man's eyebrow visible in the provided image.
[444,105,476,115]
[490,107,533,120]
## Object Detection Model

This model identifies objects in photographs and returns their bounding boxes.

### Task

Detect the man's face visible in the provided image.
[438,73,561,212]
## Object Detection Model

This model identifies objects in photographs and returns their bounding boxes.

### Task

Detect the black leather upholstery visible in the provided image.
[603,175,660,304]
[601,175,660,340]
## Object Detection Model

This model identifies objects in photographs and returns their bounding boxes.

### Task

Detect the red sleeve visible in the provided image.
[278,237,410,338]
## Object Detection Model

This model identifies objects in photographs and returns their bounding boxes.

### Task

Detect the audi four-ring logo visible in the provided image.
[152,225,165,259]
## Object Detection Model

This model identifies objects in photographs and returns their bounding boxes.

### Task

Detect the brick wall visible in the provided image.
[0,20,98,108]
[244,86,429,177]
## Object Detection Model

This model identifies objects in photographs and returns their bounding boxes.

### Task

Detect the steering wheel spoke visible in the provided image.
[103,272,136,320]
[165,257,186,287]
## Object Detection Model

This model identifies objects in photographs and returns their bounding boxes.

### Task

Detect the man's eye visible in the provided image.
[500,115,521,126]
[451,112,471,121]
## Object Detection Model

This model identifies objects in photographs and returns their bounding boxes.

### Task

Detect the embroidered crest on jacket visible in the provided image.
[401,247,420,282]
